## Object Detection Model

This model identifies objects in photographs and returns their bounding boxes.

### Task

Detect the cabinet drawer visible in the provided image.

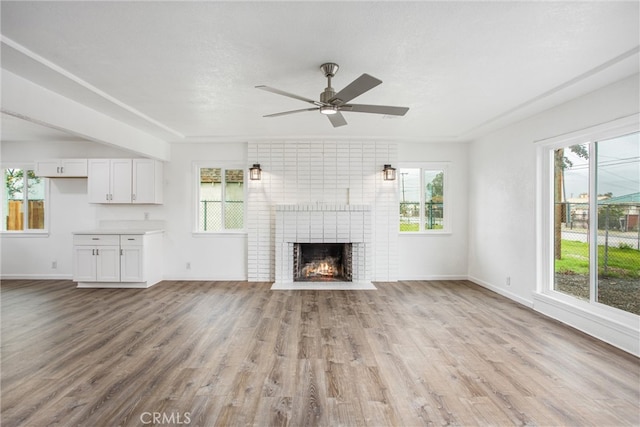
[120,235,143,245]
[73,235,120,246]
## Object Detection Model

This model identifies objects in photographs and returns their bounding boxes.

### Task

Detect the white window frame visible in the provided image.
[398,162,451,234]
[535,114,639,323]
[0,163,49,235]
[192,162,247,235]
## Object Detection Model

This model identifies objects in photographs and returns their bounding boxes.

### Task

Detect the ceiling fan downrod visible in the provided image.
[320,63,339,103]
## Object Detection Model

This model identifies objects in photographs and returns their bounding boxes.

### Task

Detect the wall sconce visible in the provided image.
[249,163,262,180]
[383,164,396,181]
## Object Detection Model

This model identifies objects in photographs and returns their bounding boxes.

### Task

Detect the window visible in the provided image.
[195,165,245,232]
[399,164,449,232]
[1,166,47,232]
[549,131,639,315]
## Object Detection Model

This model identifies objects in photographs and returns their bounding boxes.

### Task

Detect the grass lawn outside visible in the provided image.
[555,239,640,315]
[555,239,640,278]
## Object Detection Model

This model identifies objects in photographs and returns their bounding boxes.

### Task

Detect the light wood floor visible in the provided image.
[1,280,638,426]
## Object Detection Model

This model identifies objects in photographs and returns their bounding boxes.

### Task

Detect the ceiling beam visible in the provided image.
[1,70,170,161]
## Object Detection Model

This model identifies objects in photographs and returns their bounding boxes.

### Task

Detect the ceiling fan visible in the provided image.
[256,63,409,128]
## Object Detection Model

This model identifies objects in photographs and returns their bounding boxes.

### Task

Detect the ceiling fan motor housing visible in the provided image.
[320,88,336,104]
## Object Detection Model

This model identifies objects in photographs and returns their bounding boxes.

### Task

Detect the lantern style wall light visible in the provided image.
[249,163,262,180]
[383,164,396,181]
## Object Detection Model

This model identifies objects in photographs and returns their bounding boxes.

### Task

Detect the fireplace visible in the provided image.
[273,204,372,285]
[293,243,352,282]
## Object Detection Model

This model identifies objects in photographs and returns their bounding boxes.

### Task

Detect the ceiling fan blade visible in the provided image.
[328,73,382,105]
[327,112,347,127]
[264,107,319,118]
[255,85,321,106]
[343,104,409,116]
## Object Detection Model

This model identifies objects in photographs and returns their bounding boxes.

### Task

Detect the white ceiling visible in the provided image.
[1,1,639,144]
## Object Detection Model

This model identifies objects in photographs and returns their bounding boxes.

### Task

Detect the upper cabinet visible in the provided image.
[133,159,163,204]
[88,159,163,204]
[35,159,88,177]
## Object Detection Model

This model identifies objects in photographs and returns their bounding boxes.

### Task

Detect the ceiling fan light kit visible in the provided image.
[256,62,409,127]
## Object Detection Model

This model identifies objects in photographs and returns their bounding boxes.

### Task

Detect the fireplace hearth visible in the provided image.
[294,243,352,282]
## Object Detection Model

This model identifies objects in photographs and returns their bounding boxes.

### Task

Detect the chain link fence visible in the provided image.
[200,200,243,231]
[400,201,443,231]
[556,201,640,314]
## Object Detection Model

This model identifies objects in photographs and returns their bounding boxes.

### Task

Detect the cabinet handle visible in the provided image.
[106,194,109,201]
[92,249,95,255]
[56,167,60,173]
[120,249,123,256]
[61,166,64,174]
[132,194,136,201]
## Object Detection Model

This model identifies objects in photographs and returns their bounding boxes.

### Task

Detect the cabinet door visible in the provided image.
[120,246,144,282]
[96,246,120,282]
[110,159,133,203]
[73,246,97,282]
[88,159,111,203]
[60,159,88,177]
[35,160,61,177]
[132,159,156,204]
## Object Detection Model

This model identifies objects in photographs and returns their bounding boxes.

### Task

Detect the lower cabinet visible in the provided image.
[73,245,120,282]
[72,232,162,288]
[120,235,144,282]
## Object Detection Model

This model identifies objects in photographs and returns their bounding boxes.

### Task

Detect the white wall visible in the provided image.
[397,142,469,279]
[162,142,247,280]
[468,73,640,353]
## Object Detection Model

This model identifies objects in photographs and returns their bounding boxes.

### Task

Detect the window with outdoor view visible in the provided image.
[552,132,639,315]
[196,166,244,232]
[399,165,448,232]
[2,167,47,232]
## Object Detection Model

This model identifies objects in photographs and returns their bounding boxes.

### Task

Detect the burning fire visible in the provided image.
[302,258,337,277]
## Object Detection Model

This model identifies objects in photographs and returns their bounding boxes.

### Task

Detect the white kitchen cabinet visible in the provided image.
[88,159,132,203]
[73,230,163,288]
[88,159,163,204]
[35,159,88,177]
[132,159,163,204]
[120,235,144,282]
[72,235,120,282]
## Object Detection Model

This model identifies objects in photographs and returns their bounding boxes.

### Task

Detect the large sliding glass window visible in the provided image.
[550,131,639,315]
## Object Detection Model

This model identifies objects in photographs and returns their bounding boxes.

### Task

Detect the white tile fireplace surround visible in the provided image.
[274,204,372,286]
[247,141,399,282]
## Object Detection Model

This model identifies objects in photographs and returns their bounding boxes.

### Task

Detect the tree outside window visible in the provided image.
[2,168,46,231]
[399,164,448,233]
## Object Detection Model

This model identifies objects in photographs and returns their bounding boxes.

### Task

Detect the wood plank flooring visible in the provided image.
[1,279,638,426]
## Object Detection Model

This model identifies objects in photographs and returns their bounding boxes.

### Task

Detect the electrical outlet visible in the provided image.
[506,276,511,286]
[52,261,57,269]
[186,262,191,270]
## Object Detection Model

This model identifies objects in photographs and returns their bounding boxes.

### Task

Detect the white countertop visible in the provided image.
[73,229,164,235]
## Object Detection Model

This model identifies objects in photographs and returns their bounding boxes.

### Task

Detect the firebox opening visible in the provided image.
[294,243,352,282]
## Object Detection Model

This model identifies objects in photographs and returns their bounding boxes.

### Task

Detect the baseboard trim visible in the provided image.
[0,274,73,280]
[397,275,468,281]
[467,275,534,308]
